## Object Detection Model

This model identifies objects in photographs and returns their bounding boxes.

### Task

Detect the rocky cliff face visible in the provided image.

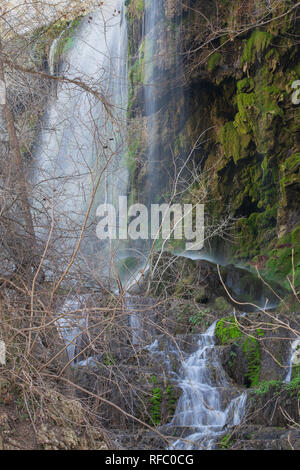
[116,4,300,448]
[126,0,300,291]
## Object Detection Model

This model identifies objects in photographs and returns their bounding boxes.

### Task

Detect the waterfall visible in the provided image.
[168,322,247,450]
[137,317,247,450]
[285,338,300,383]
[121,0,187,288]
[143,0,185,217]
[34,1,128,281]
[34,2,129,364]
[125,294,143,345]
[49,36,60,75]
[125,295,158,346]
[143,0,164,206]
[57,297,88,364]
[48,22,73,75]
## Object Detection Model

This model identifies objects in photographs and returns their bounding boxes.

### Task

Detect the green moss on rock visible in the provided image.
[263,223,300,289]
[216,317,262,387]
[207,52,222,72]
[215,297,232,312]
[32,17,82,68]
[241,30,273,65]
[219,121,251,163]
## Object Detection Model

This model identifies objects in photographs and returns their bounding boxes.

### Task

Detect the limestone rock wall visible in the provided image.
[126,0,300,291]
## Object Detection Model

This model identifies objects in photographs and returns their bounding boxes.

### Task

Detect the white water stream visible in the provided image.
[167,322,247,449]
[285,338,300,383]
[34,1,128,278]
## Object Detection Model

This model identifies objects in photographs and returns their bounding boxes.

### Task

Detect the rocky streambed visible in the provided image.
[67,259,300,450]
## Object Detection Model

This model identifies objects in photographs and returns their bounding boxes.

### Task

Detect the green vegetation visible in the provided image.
[32,17,83,68]
[104,353,115,366]
[237,77,255,93]
[282,374,300,398]
[220,121,252,163]
[252,379,282,395]
[166,385,177,419]
[253,373,300,399]
[215,297,232,312]
[263,223,300,288]
[126,0,145,22]
[189,310,204,327]
[216,318,262,387]
[216,317,243,344]
[219,433,233,449]
[148,377,177,426]
[243,336,261,387]
[136,0,144,14]
[129,42,145,86]
[207,52,222,72]
[217,33,299,285]
[241,30,273,65]
[150,386,162,425]
[50,18,82,68]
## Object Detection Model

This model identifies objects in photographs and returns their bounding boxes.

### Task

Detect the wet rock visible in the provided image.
[217,313,293,385]
[246,385,299,427]
[150,253,285,309]
[215,297,232,312]
[75,362,181,428]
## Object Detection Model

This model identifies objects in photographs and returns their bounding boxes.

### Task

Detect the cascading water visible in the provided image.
[285,338,300,383]
[143,0,185,208]
[167,322,247,450]
[57,297,88,364]
[34,1,128,281]
[125,294,143,346]
[34,2,128,363]
[123,0,187,288]
[143,0,165,206]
